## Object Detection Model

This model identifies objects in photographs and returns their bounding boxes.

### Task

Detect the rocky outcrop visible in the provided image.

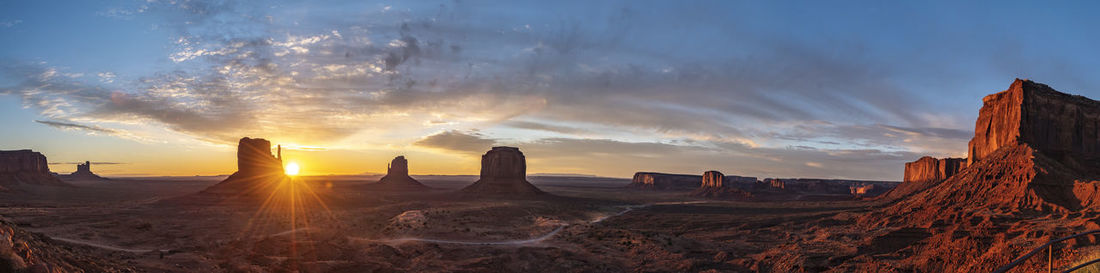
[903,157,966,183]
[235,137,284,177]
[968,79,1100,166]
[372,156,429,190]
[694,170,752,199]
[0,219,130,272]
[65,161,107,181]
[850,79,1100,271]
[630,172,701,190]
[460,147,544,196]
[201,137,286,196]
[876,156,966,201]
[0,150,49,174]
[0,150,67,188]
[701,170,724,188]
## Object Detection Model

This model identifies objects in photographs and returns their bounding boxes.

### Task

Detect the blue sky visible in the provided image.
[2,1,1099,179]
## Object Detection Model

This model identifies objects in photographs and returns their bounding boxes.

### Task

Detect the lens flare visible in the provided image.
[285,162,300,176]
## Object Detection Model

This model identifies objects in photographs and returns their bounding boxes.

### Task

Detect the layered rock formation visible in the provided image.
[65,161,107,180]
[201,137,286,196]
[846,79,1100,271]
[460,147,544,195]
[968,79,1100,166]
[760,178,897,197]
[0,150,67,188]
[629,172,701,190]
[701,170,724,188]
[235,137,284,177]
[372,156,429,190]
[903,157,966,183]
[693,170,752,198]
[877,156,966,201]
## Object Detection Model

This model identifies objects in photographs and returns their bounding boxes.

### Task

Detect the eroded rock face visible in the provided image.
[701,171,724,188]
[236,137,283,176]
[903,157,966,183]
[693,170,753,199]
[844,79,1100,271]
[0,150,67,187]
[479,146,525,179]
[201,137,285,196]
[630,172,701,189]
[969,79,1100,165]
[67,161,106,180]
[374,156,428,190]
[461,147,544,195]
[0,150,49,175]
[389,156,409,176]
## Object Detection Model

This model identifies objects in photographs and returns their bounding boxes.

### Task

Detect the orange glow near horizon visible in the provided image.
[285,162,301,176]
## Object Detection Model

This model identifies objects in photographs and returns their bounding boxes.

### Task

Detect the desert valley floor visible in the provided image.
[0,175,918,273]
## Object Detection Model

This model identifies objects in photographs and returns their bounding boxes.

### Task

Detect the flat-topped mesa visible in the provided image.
[630,172,701,189]
[701,170,725,188]
[903,156,967,183]
[969,79,1100,166]
[694,170,752,198]
[374,156,428,189]
[0,150,50,174]
[0,150,68,187]
[461,146,544,196]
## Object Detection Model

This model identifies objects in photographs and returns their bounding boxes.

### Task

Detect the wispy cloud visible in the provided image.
[35,120,117,134]
[0,1,994,179]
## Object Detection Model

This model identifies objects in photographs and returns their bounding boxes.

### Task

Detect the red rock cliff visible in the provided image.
[968,79,1100,165]
[903,156,966,183]
[701,170,724,188]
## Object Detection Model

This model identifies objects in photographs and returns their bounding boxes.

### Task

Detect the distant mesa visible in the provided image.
[201,137,286,196]
[629,172,701,190]
[702,170,724,188]
[692,170,752,199]
[369,156,429,190]
[63,161,108,181]
[0,149,69,190]
[877,156,965,201]
[460,146,544,196]
[903,156,966,184]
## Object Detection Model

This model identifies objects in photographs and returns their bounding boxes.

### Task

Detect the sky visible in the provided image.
[3,1,1100,179]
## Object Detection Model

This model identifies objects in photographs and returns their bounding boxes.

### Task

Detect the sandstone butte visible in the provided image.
[692,170,752,198]
[67,161,107,181]
[460,146,544,196]
[372,156,429,190]
[201,137,286,196]
[835,79,1100,272]
[878,156,966,201]
[0,149,69,189]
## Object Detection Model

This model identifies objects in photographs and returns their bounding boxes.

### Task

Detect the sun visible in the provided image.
[285,162,300,176]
